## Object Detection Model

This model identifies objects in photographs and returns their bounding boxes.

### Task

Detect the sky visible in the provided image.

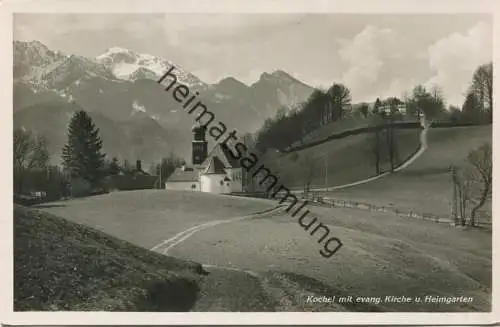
[14,13,492,106]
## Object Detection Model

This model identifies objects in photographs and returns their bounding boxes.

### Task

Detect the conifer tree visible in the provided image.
[62,110,106,187]
[107,157,121,175]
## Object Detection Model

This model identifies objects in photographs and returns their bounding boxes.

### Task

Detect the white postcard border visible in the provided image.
[1,0,498,325]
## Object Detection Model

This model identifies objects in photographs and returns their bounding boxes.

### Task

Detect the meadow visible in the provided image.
[167,204,491,312]
[34,187,491,312]
[265,127,422,189]
[37,190,275,250]
[327,125,492,218]
[26,125,492,312]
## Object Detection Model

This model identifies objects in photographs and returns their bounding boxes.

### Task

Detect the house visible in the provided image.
[109,160,157,191]
[165,123,245,194]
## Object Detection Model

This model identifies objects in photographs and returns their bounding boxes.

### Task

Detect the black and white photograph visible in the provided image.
[3,0,497,324]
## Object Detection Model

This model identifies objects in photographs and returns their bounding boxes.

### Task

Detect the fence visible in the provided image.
[306,192,492,228]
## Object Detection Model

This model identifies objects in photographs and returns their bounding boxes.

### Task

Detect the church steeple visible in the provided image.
[192,121,208,165]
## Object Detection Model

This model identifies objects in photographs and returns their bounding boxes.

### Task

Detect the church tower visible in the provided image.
[192,122,208,165]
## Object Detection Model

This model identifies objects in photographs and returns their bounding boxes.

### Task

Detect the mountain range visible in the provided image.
[13,40,315,164]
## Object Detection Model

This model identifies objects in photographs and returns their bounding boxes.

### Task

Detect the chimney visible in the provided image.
[136,160,142,171]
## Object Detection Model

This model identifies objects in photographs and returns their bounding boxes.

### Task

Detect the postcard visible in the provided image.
[1,0,498,325]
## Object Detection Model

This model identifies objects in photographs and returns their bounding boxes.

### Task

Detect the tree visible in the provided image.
[62,110,106,188]
[451,165,474,226]
[122,159,132,173]
[326,83,351,122]
[409,85,444,122]
[13,128,50,194]
[373,98,382,116]
[466,143,492,226]
[107,157,121,176]
[135,159,142,172]
[357,103,369,118]
[470,62,493,123]
[155,151,184,187]
[462,91,481,123]
[450,143,492,227]
[449,105,462,123]
[13,129,49,171]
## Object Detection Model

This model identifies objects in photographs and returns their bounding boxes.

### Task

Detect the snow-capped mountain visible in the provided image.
[96,47,206,89]
[14,40,119,96]
[13,40,315,163]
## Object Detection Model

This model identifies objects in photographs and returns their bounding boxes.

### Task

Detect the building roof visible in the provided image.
[202,143,241,168]
[166,167,199,182]
[203,156,227,174]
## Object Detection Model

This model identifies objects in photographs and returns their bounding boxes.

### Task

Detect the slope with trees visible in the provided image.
[254,83,352,153]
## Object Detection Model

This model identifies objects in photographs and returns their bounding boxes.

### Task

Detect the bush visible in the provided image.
[70,178,93,198]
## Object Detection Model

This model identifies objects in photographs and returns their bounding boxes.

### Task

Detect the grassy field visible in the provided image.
[36,190,275,250]
[167,204,492,312]
[14,205,205,311]
[29,189,491,311]
[263,127,421,189]
[289,114,419,149]
[326,125,492,218]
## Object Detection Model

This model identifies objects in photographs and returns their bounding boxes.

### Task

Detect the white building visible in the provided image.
[165,123,244,194]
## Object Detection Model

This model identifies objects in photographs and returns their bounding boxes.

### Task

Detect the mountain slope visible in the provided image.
[250,70,315,118]
[13,40,316,162]
[13,101,189,164]
[96,47,206,89]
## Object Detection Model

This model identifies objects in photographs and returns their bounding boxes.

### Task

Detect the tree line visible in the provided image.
[14,109,185,201]
[253,62,492,155]
[254,83,352,152]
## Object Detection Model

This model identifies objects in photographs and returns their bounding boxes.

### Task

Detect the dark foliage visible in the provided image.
[255,83,352,152]
[62,110,106,188]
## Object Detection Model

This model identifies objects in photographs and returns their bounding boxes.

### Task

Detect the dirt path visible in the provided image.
[306,116,431,192]
[150,206,283,255]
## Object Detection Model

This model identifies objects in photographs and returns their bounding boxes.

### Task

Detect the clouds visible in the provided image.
[336,25,424,102]
[338,26,395,101]
[334,19,492,105]
[425,21,492,106]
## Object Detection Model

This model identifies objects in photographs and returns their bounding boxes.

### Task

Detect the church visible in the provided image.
[165,123,245,194]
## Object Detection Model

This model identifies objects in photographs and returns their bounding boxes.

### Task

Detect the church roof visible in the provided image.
[167,167,199,182]
[203,156,227,174]
[202,143,241,168]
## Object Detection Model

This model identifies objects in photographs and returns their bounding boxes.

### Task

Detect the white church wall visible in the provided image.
[200,174,230,194]
[226,168,244,193]
[165,181,200,191]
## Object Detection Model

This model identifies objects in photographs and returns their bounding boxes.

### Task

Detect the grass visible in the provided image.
[14,205,206,311]
[167,205,491,312]
[23,192,373,312]
[193,268,278,311]
[263,127,421,189]
[290,115,381,148]
[36,190,276,250]
[327,125,492,218]
[289,114,419,149]
[24,188,491,312]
